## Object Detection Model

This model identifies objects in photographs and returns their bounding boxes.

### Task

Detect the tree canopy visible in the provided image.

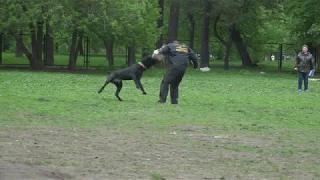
[0,0,318,70]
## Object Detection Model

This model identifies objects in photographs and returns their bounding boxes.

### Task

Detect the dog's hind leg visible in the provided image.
[113,81,123,101]
[98,73,115,93]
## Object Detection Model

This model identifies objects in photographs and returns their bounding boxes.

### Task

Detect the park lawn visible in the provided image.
[1,52,296,72]
[0,65,319,179]
[1,52,127,67]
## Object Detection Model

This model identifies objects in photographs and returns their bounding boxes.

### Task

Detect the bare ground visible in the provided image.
[0,125,319,180]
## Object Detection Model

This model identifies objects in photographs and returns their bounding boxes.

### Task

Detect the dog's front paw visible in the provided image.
[136,86,140,89]
[143,92,147,95]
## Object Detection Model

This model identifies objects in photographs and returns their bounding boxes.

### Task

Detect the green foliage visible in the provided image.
[121,0,161,49]
[0,0,55,33]
[284,0,320,45]
[0,0,161,55]
[208,0,291,62]
[86,0,160,47]
[0,0,318,65]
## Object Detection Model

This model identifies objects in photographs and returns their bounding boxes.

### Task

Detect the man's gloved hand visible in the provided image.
[152,50,159,58]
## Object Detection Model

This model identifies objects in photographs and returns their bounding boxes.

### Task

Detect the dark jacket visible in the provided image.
[158,42,198,69]
[295,52,315,73]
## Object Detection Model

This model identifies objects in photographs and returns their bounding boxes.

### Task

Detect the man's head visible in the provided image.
[302,45,308,53]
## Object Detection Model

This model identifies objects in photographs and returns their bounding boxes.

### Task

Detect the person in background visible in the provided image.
[294,45,315,92]
[152,40,198,104]
[271,54,275,61]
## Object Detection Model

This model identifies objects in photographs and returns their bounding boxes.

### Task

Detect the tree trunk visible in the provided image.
[315,45,318,69]
[224,36,233,70]
[155,0,164,67]
[306,43,316,68]
[230,27,252,67]
[3,38,9,52]
[0,33,2,64]
[15,32,23,57]
[55,42,59,53]
[306,42,315,55]
[213,13,232,70]
[127,45,136,66]
[30,26,38,61]
[75,33,83,61]
[29,23,42,70]
[167,0,179,43]
[79,40,84,56]
[67,28,78,71]
[200,0,210,68]
[103,39,114,67]
[17,2,40,70]
[46,23,54,65]
[188,13,196,66]
[21,44,33,66]
[188,13,195,49]
[11,32,34,68]
[156,0,164,48]
[37,21,43,65]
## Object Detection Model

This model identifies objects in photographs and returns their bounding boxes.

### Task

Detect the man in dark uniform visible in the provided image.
[152,40,198,104]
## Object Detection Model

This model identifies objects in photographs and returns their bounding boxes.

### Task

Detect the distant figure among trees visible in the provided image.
[271,55,275,61]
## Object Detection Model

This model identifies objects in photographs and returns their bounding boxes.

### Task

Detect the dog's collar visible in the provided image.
[138,62,147,71]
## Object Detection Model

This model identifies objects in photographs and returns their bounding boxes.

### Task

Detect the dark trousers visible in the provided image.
[159,67,186,104]
[298,72,308,90]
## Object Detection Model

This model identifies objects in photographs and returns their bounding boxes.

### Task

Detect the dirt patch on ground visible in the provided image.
[0,158,104,180]
[0,126,319,179]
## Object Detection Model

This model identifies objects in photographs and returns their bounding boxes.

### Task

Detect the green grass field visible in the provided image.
[1,52,297,72]
[1,52,127,67]
[0,58,320,179]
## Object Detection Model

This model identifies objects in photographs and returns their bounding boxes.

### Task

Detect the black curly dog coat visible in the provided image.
[97,55,161,101]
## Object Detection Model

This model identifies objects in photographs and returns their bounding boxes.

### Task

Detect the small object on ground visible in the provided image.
[200,67,211,72]
[213,136,223,139]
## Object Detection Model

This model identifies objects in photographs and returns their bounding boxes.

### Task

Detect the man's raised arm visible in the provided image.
[152,44,170,58]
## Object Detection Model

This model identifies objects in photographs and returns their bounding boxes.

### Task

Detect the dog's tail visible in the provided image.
[97,83,107,94]
[97,74,114,94]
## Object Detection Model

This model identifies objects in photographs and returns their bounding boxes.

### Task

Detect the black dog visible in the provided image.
[97,55,161,101]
